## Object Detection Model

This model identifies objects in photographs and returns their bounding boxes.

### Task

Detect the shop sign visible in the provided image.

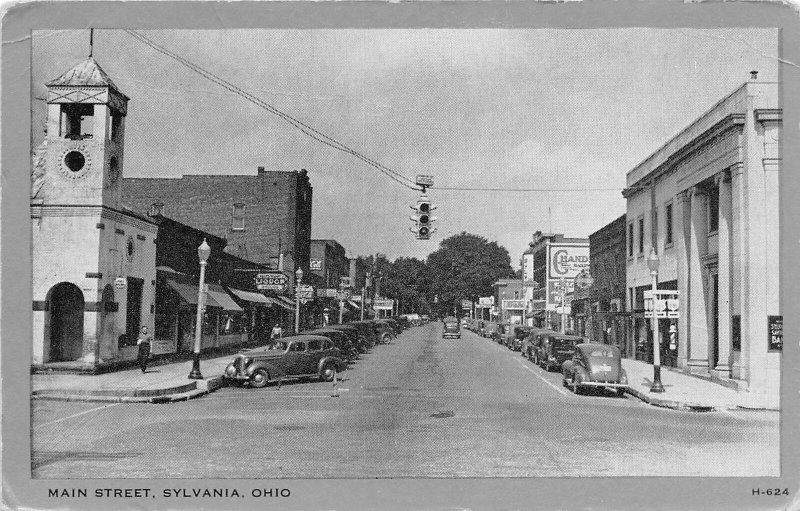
[296,284,314,304]
[374,298,394,310]
[461,299,472,310]
[310,259,323,271]
[254,272,288,291]
[114,276,127,289]
[478,296,495,306]
[547,280,575,308]
[644,290,679,318]
[502,299,526,310]
[337,289,352,301]
[340,276,352,288]
[768,315,782,351]
[548,244,590,279]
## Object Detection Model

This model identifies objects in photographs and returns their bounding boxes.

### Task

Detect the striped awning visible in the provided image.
[205,284,243,312]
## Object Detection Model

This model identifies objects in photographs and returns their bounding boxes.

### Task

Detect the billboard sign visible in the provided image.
[374,298,394,310]
[548,244,590,279]
[310,259,323,271]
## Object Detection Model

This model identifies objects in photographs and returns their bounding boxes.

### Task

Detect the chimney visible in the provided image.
[257,166,265,176]
[750,70,758,80]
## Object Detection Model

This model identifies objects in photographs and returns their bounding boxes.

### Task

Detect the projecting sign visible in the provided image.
[548,244,590,279]
[337,289,352,301]
[502,299,526,310]
[373,298,394,310]
[461,299,472,310]
[254,272,289,291]
[547,280,575,309]
[644,290,680,319]
[415,174,434,187]
[768,315,782,351]
[478,296,495,306]
[310,259,323,271]
[296,284,314,304]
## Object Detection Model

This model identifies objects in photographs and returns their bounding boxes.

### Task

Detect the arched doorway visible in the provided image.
[48,282,84,362]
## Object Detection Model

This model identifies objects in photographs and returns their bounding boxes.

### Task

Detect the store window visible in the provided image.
[232,203,246,231]
[665,201,673,246]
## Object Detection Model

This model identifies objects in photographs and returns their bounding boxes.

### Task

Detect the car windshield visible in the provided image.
[553,338,579,348]
[589,349,616,358]
[271,341,288,350]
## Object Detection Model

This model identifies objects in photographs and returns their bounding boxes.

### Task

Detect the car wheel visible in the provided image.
[320,362,336,382]
[250,369,269,389]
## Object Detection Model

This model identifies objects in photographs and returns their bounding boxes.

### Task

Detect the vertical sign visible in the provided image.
[768,315,782,351]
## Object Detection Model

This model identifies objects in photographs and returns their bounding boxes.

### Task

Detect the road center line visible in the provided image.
[514,358,569,396]
[34,403,120,430]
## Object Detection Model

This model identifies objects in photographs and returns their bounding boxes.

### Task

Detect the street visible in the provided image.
[31,323,779,478]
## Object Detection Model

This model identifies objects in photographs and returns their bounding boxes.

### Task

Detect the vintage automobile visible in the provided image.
[562,343,628,395]
[326,324,368,354]
[509,326,536,352]
[521,328,555,360]
[536,333,586,371]
[481,321,500,341]
[224,334,347,388]
[374,319,397,343]
[442,316,461,339]
[348,321,378,349]
[301,328,358,361]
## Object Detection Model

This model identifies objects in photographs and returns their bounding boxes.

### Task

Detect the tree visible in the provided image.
[425,232,515,317]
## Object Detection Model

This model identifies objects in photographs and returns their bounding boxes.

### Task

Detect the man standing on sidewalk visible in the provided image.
[270,323,283,347]
[137,326,152,373]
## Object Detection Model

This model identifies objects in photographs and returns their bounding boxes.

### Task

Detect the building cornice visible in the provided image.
[30,204,158,232]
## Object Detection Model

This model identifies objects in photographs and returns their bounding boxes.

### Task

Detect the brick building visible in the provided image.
[123,167,313,277]
[310,239,349,289]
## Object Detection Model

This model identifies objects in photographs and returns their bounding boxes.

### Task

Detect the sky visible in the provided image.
[32,28,780,266]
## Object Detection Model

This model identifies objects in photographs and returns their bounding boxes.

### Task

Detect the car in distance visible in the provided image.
[537,333,585,371]
[521,328,555,360]
[223,334,347,388]
[509,326,536,352]
[301,328,358,361]
[562,343,628,395]
[442,316,461,339]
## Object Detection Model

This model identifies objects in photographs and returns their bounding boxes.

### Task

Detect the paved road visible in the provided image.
[32,323,779,478]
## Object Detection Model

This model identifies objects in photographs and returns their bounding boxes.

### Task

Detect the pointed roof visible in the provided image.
[46,57,127,97]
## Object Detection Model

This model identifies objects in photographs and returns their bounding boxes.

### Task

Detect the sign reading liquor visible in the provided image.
[254,272,288,291]
[548,244,590,279]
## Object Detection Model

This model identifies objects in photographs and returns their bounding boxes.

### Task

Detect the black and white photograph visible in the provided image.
[4,2,800,510]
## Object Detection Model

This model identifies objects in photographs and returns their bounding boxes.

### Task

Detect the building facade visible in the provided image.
[123,167,313,276]
[624,78,781,400]
[31,57,158,368]
[522,232,589,330]
[310,239,349,289]
[493,279,525,325]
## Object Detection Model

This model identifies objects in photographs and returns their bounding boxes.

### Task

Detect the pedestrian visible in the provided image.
[270,323,283,346]
[136,326,152,373]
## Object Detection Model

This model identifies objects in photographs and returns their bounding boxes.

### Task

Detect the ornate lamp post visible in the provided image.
[294,268,303,334]
[647,247,665,393]
[189,238,211,380]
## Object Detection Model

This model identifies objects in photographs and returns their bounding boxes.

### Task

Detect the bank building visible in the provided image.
[31,55,158,368]
[624,73,781,405]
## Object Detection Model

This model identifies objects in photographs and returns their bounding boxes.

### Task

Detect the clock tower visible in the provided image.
[40,56,128,208]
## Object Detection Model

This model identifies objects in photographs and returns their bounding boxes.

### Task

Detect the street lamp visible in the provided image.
[361,271,371,321]
[294,268,303,334]
[647,247,665,393]
[559,277,567,334]
[189,238,211,380]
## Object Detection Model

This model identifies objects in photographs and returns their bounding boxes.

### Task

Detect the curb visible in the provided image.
[32,376,226,404]
[623,386,721,412]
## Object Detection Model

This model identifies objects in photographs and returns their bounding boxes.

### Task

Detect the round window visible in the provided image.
[64,151,86,172]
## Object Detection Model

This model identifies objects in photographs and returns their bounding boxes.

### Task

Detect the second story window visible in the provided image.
[628,223,634,257]
[708,186,720,233]
[638,217,645,255]
[232,203,245,231]
[665,202,673,246]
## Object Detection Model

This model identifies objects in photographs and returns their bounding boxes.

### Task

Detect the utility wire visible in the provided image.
[124,30,421,191]
[436,186,625,192]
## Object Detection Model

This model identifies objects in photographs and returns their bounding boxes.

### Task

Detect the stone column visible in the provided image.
[687,185,709,374]
[714,171,733,377]
[730,163,745,379]
[675,190,691,369]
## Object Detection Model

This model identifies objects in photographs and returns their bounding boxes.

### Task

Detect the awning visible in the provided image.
[347,300,361,310]
[525,310,546,319]
[278,296,295,307]
[166,279,200,305]
[205,284,243,311]
[228,287,269,305]
[269,297,295,311]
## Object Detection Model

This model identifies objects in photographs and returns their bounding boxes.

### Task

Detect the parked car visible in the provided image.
[348,321,378,349]
[442,316,461,339]
[496,323,514,347]
[373,319,396,343]
[510,326,537,352]
[223,335,347,388]
[301,328,358,361]
[327,324,368,354]
[521,328,555,360]
[536,333,586,371]
[481,321,500,341]
[562,343,628,395]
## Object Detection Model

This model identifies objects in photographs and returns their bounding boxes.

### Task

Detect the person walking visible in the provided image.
[136,326,152,373]
[270,323,283,346]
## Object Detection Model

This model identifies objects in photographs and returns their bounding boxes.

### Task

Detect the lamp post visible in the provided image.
[189,238,211,380]
[294,268,303,334]
[361,271,371,321]
[647,247,665,393]
[559,277,567,334]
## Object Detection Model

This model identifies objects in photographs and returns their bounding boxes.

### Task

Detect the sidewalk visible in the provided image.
[31,354,233,404]
[621,358,780,411]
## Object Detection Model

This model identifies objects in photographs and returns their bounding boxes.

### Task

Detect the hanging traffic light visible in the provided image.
[409,194,437,240]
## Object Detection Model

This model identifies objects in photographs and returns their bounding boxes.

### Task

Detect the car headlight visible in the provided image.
[225,364,237,377]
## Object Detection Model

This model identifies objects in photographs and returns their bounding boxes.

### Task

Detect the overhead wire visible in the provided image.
[124,30,421,191]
